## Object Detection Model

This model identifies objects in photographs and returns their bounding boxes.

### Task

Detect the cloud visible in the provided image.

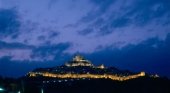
[84,34,170,77]
[32,43,71,59]
[64,0,170,53]
[0,40,33,49]
[0,0,170,56]
[77,0,170,35]
[0,8,20,38]
[80,0,115,23]
[0,48,32,61]
[78,28,94,36]
[0,47,56,61]
[0,39,71,61]
[0,41,33,61]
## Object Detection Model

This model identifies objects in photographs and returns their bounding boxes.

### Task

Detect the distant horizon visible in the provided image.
[0,54,169,79]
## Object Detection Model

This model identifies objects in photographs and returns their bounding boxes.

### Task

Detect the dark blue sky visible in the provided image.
[0,0,170,78]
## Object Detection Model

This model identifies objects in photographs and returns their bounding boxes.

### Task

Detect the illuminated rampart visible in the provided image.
[28,72,145,81]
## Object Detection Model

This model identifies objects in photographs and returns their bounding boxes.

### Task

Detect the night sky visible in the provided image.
[0,0,170,78]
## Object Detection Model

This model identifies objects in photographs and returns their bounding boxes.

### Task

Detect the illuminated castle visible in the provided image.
[65,55,104,69]
[27,55,146,81]
[65,55,93,67]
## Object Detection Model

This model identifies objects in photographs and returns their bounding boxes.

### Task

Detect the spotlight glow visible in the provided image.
[0,88,4,91]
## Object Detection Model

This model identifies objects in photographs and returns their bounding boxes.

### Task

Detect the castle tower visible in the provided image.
[98,64,105,69]
[65,55,93,67]
[73,55,84,62]
[140,72,145,76]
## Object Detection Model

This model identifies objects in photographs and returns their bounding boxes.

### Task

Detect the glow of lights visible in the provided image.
[0,88,4,91]
[29,71,146,81]
[58,80,62,82]
[41,88,44,93]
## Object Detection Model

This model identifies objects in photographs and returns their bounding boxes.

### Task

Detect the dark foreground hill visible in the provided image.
[0,76,170,93]
[23,77,170,93]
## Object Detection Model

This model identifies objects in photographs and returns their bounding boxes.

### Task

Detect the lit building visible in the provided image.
[97,64,105,69]
[65,55,93,67]
[140,72,145,76]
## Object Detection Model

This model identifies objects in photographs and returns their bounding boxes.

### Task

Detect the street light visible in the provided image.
[41,88,44,93]
[18,90,21,93]
[0,88,4,91]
